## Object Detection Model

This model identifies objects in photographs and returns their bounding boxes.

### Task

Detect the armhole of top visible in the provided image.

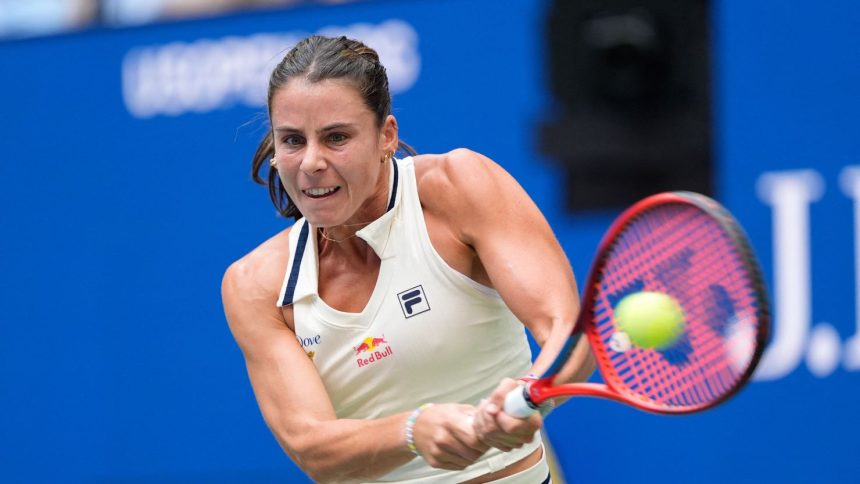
[277,220,309,307]
[406,160,503,301]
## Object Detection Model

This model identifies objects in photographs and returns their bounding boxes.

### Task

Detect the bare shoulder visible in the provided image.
[221,227,294,334]
[414,148,498,195]
[413,149,505,215]
[223,227,292,296]
[415,149,514,227]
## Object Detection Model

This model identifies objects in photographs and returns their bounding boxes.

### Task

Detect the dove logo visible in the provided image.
[297,333,321,361]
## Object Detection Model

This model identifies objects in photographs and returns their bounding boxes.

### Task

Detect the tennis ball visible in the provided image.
[614,291,686,349]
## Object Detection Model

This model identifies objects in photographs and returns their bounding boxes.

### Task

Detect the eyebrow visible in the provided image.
[273,122,356,134]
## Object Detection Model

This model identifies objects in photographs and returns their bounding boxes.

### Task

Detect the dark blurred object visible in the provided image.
[540,0,712,211]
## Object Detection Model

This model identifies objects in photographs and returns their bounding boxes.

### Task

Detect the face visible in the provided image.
[270,77,398,228]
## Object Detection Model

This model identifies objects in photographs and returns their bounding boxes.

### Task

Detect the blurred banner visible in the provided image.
[0,1,367,39]
[1,0,859,482]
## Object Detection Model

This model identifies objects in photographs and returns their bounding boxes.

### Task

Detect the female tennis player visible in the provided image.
[221,35,594,483]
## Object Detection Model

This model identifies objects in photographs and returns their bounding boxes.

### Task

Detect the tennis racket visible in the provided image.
[505,191,770,417]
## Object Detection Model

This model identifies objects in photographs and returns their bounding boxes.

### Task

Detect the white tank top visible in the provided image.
[277,157,541,483]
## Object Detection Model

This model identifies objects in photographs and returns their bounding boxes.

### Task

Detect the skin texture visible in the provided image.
[222,78,595,483]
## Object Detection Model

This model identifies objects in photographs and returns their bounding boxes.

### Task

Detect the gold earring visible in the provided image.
[382,151,393,164]
[269,157,277,168]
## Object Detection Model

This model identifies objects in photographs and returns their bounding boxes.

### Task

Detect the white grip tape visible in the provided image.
[503,386,538,418]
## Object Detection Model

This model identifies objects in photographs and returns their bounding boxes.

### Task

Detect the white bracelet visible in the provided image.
[404,403,434,456]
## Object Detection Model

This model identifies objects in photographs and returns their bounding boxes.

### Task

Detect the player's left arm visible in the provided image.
[421,149,595,447]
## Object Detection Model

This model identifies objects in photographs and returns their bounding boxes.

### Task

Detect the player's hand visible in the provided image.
[412,403,490,470]
[473,378,543,452]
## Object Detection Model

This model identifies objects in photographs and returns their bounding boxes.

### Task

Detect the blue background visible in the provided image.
[1,0,858,481]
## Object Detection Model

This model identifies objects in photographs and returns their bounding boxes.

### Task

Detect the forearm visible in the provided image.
[224,258,419,482]
[526,316,595,384]
[527,316,575,376]
[249,359,415,482]
[272,411,414,483]
[554,333,596,383]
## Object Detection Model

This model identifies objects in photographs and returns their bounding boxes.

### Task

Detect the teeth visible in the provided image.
[305,187,337,196]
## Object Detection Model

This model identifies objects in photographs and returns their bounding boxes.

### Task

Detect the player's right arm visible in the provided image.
[221,230,487,483]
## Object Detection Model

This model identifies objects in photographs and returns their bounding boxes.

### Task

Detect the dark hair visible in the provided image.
[251,35,416,219]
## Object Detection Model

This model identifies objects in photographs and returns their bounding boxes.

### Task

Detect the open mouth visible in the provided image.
[303,186,340,199]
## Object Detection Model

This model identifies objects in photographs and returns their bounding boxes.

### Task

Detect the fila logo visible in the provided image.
[397,285,430,318]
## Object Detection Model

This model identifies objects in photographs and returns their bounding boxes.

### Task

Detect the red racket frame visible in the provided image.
[524,191,770,414]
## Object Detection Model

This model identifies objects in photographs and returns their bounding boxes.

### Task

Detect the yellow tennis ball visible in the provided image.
[614,291,686,349]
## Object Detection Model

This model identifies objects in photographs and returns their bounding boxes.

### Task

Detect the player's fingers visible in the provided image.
[474,411,514,451]
[480,438,515,453]
[481,426,528,448]
[425,436,481,470]
[472,400,500,440]
[419,433,472,470]
[452,408,490,455]
[423,450,471,471]
[486,378,519,409]
[457,424,491,455]
[433,455,473,470]
[446,439,485,464]
[473,417,520,451]
[420,406,489,470]
[495,411,541,440]
[472,406,540,451]
[474,397,533,451]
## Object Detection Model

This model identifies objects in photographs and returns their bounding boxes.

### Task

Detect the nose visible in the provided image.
[299,142,327,174]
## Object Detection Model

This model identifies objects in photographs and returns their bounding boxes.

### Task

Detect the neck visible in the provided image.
[319,225,364,244]
[320,159,392,244]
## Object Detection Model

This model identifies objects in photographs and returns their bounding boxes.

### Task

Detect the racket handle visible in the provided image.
[503,386,539,418]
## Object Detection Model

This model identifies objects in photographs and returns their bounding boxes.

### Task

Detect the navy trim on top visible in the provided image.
[386,158,399,212]
[282,221,310,305]
[283,160,396,305]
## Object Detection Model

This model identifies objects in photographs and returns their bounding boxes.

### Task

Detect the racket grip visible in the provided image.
[503,386,539,418]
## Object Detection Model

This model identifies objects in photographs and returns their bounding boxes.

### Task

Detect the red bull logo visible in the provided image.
[354,336,393,368]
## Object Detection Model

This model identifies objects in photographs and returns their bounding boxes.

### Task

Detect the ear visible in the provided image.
[380,115,399,153]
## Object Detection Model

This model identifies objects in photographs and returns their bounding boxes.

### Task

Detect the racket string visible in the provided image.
[591,204,763,410]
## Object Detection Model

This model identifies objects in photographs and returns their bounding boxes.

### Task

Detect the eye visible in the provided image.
[328,132,348,144]
[282,135,305,147]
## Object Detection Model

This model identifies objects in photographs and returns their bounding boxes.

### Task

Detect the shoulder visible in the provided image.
[413,149,514,245]
[414,148,497,192]
[413,148,505,213]
[221,226,294,327]
[223,227,293,293]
